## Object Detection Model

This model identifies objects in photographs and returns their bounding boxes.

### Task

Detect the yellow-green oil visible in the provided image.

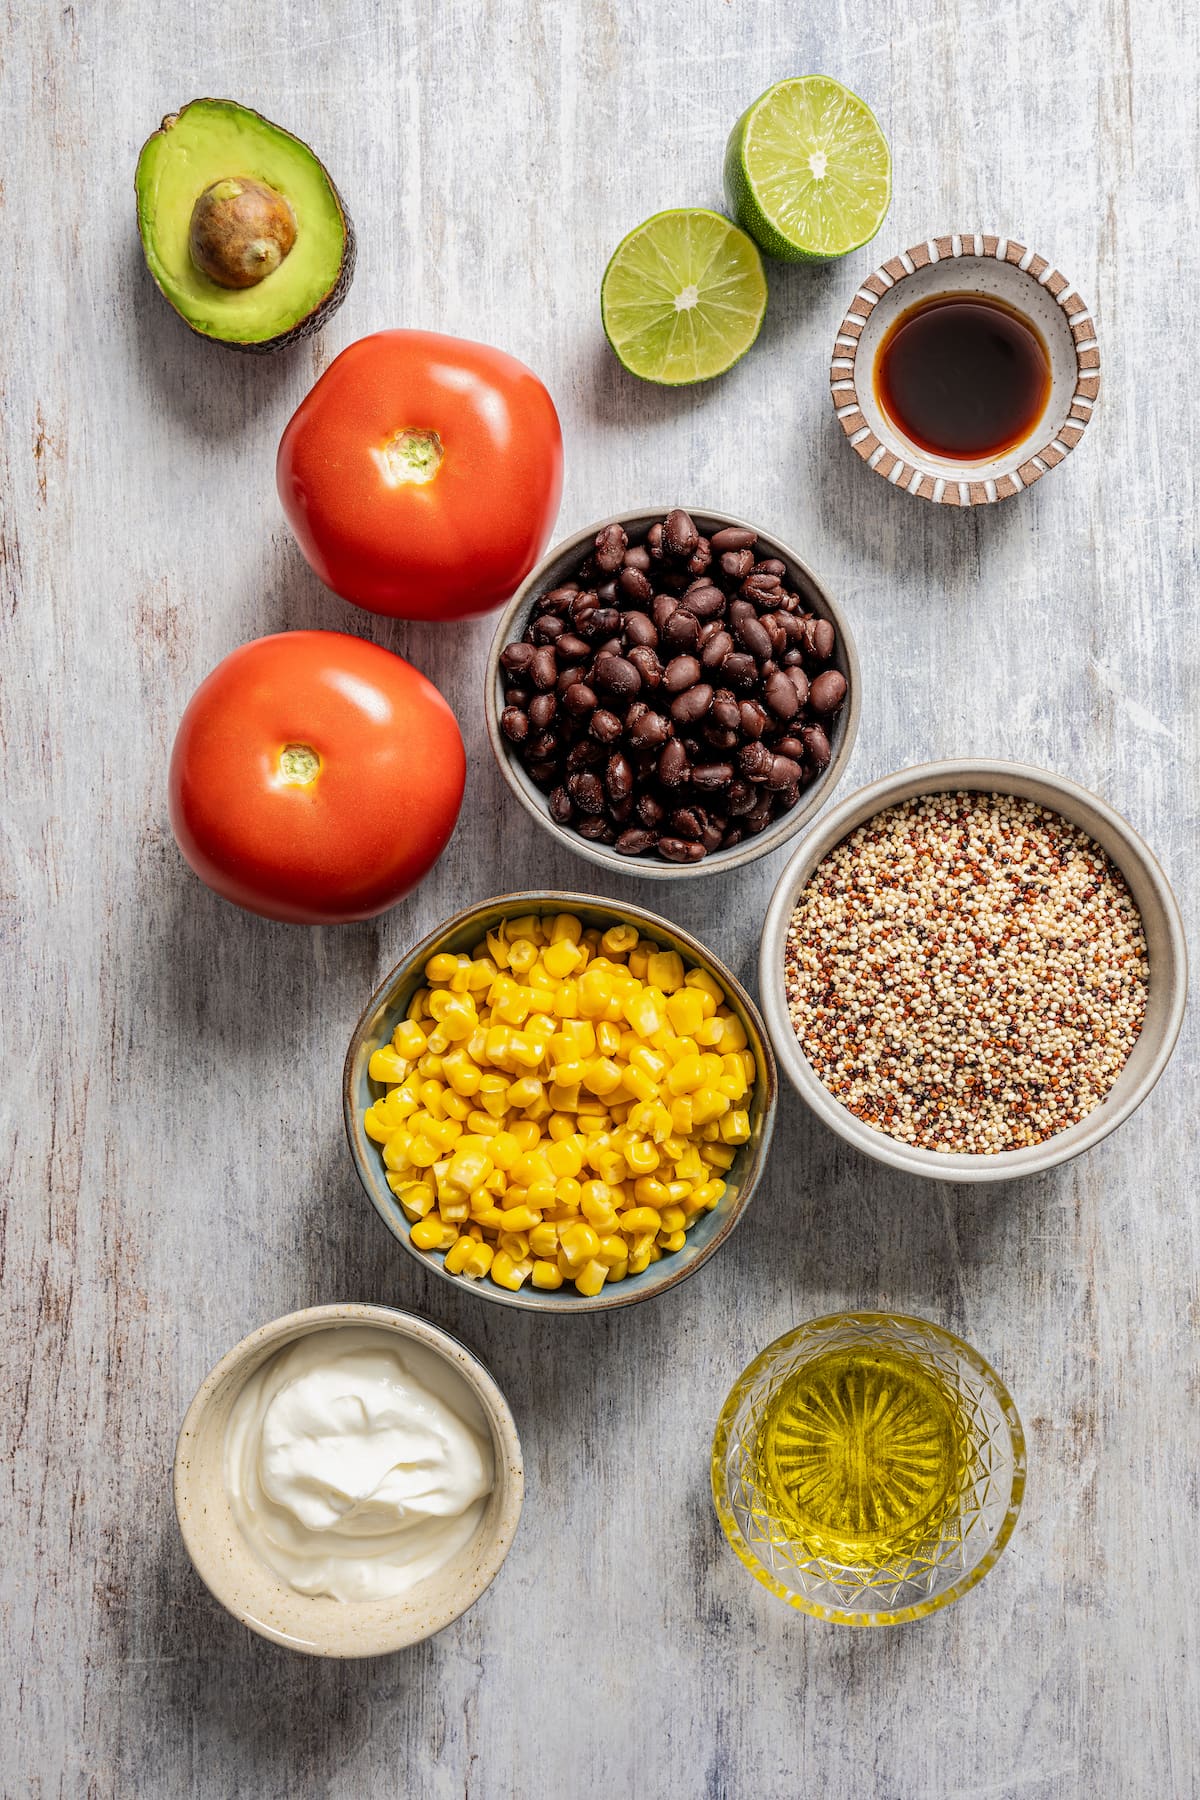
[754,1344,974,1566]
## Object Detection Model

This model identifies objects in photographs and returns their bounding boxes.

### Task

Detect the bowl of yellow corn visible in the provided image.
[343,893,777,1312]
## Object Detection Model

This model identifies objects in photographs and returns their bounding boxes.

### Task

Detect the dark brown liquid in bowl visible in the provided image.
[874,293,1051,460]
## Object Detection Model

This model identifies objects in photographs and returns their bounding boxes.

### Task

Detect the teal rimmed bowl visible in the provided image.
[343,891,777,1314]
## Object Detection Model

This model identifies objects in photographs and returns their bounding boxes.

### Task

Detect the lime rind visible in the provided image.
[724,76,891,264]
[601,207,768,385]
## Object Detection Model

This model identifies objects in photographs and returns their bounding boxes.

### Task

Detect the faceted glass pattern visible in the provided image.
[711,1313,1025,1626]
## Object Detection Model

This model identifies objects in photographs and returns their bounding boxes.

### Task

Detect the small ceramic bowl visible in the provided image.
[174,1303,524,1656]
[830,233,1100,504]
[484,510,860,880]
[759,760,1186,1182]
[344,891,777,1311]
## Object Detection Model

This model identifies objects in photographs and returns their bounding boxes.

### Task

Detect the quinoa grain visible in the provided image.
[784,792,1149,1153]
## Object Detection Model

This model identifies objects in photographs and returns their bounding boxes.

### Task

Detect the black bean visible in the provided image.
[668,807,703,841]
[531,615,565,645]
[765,754,802,789]
[527,762,557,789]
[619,565,654,604]
[801,723,832,771]
[623,543,652,573]
[570,592,598,629]
[529,730,558,760]
[701,629,734,669]
[670,683,713,725]
[678,584,726,619]
[608,793,635,824]
[658,837,706,864]
[606,752,633,801]
[567,771,605,814]
[786,667,809,707]
[720,548,755,582]
[592,653,641,700]
[755,558,786,578]
[627,645,663,689]
[658,739,689,787]
[692,762,734,791]
[500,642,535,674]
[556,667,585,697]
[549,786,573,823]
[594,522,628,571]
[765,669,800,720]
[721,825,745,849]
[615,827,654,855]
[662,610,701,652]
[663,508,699,557]
[646,522,665,559]
[590,708,624,744]
[743,800,772,835]
[739,700,768,739]
[500,706,529,743]
[739,741,772,781]
[557,632,591,661]
[530,647,558,690]
[637,793,665,828]
[727,780,756,816]
[703,727,738,751]
[735,614,772,661]
[628,707,670,746]
[774,735,805,761]
[711,691,740,730]
[810,618,836,661]
[664,654,702,693]
[562,682,598,718]
[701,821,725,853]
[621,611,656,649]
[686,537,712,576]
[529,693,557,729]
[710,526,757,552]
[577,817,616,843]
[809,669,848,715]
[722,652,758,690]
[504,685,529,708]
[652,592,679,631]
[740,572,782,602]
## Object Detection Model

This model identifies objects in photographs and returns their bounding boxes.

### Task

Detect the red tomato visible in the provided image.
[276,330,563,620]
[168,632,465,923]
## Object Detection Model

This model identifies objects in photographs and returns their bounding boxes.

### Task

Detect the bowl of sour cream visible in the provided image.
[173,1303,524,1655]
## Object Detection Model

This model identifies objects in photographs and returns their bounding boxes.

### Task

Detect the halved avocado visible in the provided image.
[135,99,355,353]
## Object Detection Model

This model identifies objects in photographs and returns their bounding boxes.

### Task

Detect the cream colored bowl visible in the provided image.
[174,1304,524,1655]
[759,761,1186,1182]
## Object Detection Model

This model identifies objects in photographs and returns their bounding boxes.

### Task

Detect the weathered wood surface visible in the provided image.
[3,0,1197,1794]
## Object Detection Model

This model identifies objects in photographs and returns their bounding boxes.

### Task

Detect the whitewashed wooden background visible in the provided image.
[3,0,1197,1794]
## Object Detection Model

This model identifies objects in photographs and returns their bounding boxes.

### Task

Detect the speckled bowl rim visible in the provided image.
[173,1303,525,1656]
[343,890,778,1312]
[759,760,1187,1182]
[830,233,1100,504]
[484,509,860,879]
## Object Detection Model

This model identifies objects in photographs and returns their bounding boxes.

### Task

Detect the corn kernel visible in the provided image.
[573,1258,608,1297]
[657,1228,686,1253]
[560,1222,600,1268]
[647,950,685,993]
[444,1237,474,1274]
[543,938,580,979]
[392,1019,429,1059]
[690,1087,731,1126]
[498,1230,530,1260]
[411,1215,455,1251]
[582,1056,622,1097]
[531,1259,563,1290]
[547,1136,584,1178]
[491,1250,529,1290]
[720,1110,751,1144]
[620,1206,661,1235]
[463,1240,495,1279]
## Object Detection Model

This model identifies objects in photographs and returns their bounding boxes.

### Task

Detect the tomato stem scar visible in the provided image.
[279,743,321,784]
[371,427,444,487]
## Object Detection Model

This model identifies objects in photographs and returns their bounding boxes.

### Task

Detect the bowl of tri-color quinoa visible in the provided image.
[759,761,1186,1181]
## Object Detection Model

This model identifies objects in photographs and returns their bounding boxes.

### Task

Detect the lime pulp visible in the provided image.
[724,76,891,264]
[600,207,768,386]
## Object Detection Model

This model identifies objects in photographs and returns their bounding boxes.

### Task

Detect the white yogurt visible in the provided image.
[224,1325,494,1602]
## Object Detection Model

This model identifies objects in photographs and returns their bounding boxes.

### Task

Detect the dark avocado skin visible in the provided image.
[136,99,355,354]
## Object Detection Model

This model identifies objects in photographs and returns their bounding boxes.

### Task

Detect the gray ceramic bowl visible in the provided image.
[759,760,1186,1182]
[484,510,860,880]
[174,1303,524,1656]
[344,891,777,1311]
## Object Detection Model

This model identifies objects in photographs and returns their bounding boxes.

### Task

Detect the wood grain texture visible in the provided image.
[2,0,1197,1794]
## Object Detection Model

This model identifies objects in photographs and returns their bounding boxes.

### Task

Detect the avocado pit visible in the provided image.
[189,177,297,289]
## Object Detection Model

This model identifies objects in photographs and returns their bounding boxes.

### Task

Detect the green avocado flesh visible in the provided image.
[135,99,349,346]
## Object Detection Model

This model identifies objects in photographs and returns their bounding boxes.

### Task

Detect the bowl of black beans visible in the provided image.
[485,509,860,875]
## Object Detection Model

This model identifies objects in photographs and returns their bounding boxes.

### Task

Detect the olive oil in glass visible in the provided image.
[752,1342,974,1569]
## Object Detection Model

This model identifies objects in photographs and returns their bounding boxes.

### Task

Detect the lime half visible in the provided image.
[601,208,768,385]
[724,76,891,264]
